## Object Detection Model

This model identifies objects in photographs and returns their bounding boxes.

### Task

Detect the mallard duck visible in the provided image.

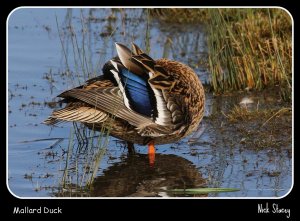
[45,43,205,165]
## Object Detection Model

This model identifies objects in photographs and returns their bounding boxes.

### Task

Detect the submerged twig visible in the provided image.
[261,107,291,128]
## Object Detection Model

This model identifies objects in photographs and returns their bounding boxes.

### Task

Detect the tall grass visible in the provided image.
[207,9,292,101]
[150,8,292,101]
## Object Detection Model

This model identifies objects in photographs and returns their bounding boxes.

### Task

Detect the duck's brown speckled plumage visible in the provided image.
[45,43,205,146]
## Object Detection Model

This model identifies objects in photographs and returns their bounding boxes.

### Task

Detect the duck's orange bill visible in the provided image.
[148,141,155,167]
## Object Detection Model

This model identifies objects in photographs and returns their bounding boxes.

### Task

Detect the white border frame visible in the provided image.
[6,6,294,199]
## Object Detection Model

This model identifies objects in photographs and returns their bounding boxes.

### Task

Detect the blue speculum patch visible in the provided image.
[119,68,155,117]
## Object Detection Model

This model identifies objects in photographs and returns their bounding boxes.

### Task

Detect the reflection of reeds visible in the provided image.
[58,127,109,196]
[145,9,151,54]
[61,127,74,187]
[150,8,208,23]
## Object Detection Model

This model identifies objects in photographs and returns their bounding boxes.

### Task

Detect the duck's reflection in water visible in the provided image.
[92,153,206,197]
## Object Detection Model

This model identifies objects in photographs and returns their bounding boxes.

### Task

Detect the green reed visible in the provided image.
[207,9,292,101]
[150,8,292,101]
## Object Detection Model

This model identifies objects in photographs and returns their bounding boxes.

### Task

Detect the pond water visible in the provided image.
[7,8,293,198]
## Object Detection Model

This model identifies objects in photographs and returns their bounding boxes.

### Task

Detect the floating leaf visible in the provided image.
[168,188,240,195]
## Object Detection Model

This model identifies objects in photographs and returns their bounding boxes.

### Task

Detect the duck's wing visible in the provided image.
[46,73,153,128]
[44,76,113,125]
[113,43,180,128]
[59,86,156,128]
[45,67,173,136]
[120,43,187,131]
[44,101,109,125]
[46,43,189,137]
[64,86,176,135]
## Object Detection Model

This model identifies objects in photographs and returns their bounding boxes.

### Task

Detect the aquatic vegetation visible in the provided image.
[210,104,292,150]
[207,9,292,101]
[57,126,108,195]
[151,8,292,101]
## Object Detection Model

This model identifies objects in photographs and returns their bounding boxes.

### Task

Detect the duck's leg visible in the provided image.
[127,142,135,154]
[148,141,155,166]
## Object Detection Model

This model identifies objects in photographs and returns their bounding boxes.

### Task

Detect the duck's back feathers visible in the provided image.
[115,43,145,75]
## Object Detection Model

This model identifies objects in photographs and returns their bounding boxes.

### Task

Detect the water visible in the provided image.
[7,8,292,198]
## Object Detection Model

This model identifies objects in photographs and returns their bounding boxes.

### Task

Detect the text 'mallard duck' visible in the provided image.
[45,43,205,166]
